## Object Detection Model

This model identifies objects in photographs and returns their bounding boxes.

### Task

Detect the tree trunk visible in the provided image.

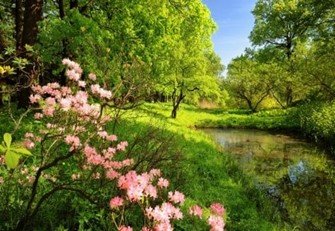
[171,88,185,119]
[15,0,24,52]
[70,0,78,9]
[17,0,43,108]
[285,85,293,107]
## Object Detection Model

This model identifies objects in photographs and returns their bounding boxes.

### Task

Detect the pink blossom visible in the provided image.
[45,97,56,106]
[59,98,72,111]
[27,175,35,184]
[65,135,81,150]
[117,141,128,151]
[106,169,120,180]
[32,85,42,93]
[62,58,83,75]
[146,202,183,226]
[168,191,185,204]
[144,185,158,199]
[24,140,35,149]
[29,94,41,104]
[141,227,152,231]
[61,86,72,95]
[71,173,81,180]
[155,223,173,231]
[157,178,169,188]
[110,196,124,209]
[98,131,108,139]
[66,69,80,81]
[210,203,225,216]
[118,226,132,231]
[42,106,55,116]
[34,113,43,119]
[189,205,203,218]
[149,169,161,178]
[78,81,86,87]
[208,215,225,231]
[92,172,101,179]
[106,134,117,142]
[88,73,96,81]
[25,133,34,139]
[90,84,112,99]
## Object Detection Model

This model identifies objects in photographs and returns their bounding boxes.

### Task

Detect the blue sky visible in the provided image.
[202,0,256,66]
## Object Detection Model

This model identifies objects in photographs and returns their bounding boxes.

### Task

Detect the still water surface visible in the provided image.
[203,128,335,230]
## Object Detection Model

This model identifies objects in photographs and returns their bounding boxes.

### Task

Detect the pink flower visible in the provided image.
[149,169,161,178]
[106,134,117,142]
[65,135,81,150]
[106,169,120,180]
[29,94,41,104]
[118,226,132,231]
[42,106,55,116]
[45,97,56,106]
[144,185,158,199]
[34,113,43,119]
[117,141,128,151]
[189,205,203,218]
[157,177,169,188]
[110,196,124,209]
[25,133,34,138]
[141,227,152,231]
[71,173,80,180]
[24,140,35,149]
[78,81,86,87]
[90,84,112,99]
[208,215,225,231]
[168,191,185,204]
[98,131,108,139]
[146,202,183,226]
[59,98,72,111]
[88,73,96,81]
[66,69,80,81]
[210,203,225,216]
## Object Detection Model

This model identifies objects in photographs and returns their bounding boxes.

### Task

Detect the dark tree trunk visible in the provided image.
[15,0,24,52]
[285,85,293,107]
[171,88,185,119]
[17,0,43,108]
[58,0,65,18]
[70,0,78,9]
[21,0,43,47]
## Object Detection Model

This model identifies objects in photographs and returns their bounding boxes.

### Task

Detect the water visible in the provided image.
[203,128,335,230]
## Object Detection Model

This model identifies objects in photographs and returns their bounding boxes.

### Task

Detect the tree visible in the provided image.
[249,0,334,107]
[225,56,278,112]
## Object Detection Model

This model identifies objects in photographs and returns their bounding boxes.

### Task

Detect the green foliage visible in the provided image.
[225,55,282,111]
[0,133,31,169]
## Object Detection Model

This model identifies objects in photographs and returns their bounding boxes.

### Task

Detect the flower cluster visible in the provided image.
[188,203,225,231]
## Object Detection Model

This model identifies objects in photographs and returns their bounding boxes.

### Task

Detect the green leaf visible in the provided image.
[4,133,12,148]
[0,144,5,153]
[24,44,34,52]
[12,147,32,156]
[5,151,20,169]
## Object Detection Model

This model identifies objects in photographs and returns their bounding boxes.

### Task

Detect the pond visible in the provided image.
[203,128,335,230]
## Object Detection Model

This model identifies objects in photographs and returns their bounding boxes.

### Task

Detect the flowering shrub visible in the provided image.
[0,59,226,230]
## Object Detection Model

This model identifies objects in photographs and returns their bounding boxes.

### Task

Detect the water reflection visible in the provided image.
[204,128,335,231]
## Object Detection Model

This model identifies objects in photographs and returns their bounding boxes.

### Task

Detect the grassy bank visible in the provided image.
[114,103,289,230]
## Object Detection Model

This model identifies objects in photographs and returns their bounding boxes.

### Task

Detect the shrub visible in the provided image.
[0,59,225,231]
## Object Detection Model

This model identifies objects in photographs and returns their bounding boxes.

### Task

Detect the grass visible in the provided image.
[0,103,292,230]
[112,103,290,230]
